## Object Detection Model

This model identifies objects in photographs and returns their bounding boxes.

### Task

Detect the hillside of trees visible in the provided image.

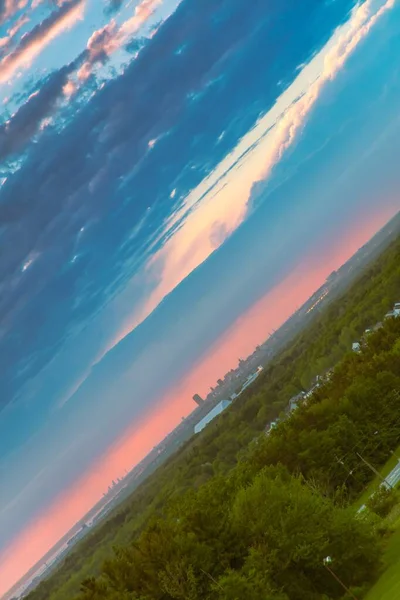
[27,235,400,600]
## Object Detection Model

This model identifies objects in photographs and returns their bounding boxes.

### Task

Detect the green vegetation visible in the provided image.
[366,488,399,519]
[27,236,400,600]
[354,445,400,512]
[365,522,400,600]
[77,468,382,600]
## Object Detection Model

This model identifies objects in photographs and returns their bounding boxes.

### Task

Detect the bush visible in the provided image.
[366,487,399,518]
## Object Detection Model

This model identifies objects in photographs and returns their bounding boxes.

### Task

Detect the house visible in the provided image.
[385,303,400,319]
[287,392,305,414]
[352,342,361,352]
[266,420,279,435]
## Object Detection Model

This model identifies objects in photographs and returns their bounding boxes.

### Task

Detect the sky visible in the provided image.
[0,0,400,595]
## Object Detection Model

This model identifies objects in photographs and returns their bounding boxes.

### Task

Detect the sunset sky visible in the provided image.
[0,0,400,596]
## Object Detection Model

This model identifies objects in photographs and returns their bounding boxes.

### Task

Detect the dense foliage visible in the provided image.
[76,468,382,600]
[27,237,400,599]
[73,316,400,600]
[366,487,400,519]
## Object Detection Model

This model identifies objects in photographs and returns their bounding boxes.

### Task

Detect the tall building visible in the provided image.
[193,393,204,406]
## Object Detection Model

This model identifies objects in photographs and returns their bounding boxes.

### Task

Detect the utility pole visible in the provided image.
[356,452,392,488]
[323,557,359,600]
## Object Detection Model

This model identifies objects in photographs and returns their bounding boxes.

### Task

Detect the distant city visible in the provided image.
[7,211,400,600]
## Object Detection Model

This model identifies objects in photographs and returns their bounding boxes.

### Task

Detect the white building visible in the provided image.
[352,342,361,352]
[287,392,305,413]
[266,420,278,435]
[194,400,232,434]
[385,303,400,319]
[238,366,263,395]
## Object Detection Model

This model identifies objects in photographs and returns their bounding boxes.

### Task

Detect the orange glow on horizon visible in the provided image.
[0,203,397,597]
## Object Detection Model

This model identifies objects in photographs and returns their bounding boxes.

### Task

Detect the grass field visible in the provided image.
[360,446,400,599]
[354,452,400,512]
[365,518,400,600]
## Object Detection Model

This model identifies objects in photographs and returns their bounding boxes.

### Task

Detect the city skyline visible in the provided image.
[6,207,400,599]
[1,0,400,596]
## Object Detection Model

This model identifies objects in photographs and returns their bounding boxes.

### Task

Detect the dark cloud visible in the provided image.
[0,66,73,163]
[124,35,146,54]
[0,0,358,414]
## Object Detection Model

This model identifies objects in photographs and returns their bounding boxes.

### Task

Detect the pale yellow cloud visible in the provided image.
[108,0,395,351]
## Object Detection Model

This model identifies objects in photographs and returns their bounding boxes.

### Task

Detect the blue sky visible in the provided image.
[0,0,400,594]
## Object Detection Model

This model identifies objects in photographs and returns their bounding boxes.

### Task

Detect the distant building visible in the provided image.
[194,400,232,434]
[238,366,264,395]
[266,420,278,435]
[192,393,204,406]
[287,392,305,414]
[352,342,361,352]
[384,302,400,319]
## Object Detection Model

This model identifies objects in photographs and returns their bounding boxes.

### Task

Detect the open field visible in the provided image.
[358,447,400,600]
[366,519,400,600]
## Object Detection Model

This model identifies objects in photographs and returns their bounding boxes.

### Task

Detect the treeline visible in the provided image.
[27,236,400,600]
[74,317,400,599]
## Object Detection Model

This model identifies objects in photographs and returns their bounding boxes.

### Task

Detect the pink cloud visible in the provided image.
[62,78,76,97]
[0,13,29,50]
[76,0,161,82]
[0,0,29,24]
[0,0,85,84]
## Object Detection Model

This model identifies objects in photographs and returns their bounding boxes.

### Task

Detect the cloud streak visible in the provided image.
[110,0,395,351]
[0,14,29,52]
[0,0,28,25]
[0,0,85,84]
[0,64,74,161]
[77,0,161,81]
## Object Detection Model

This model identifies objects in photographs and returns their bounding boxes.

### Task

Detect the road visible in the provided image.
[358,458,400,514]
[383,460,400,489]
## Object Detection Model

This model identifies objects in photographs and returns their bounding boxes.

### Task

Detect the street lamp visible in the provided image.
[323,556,359,600]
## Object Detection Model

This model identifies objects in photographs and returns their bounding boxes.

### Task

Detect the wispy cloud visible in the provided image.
[77,0,161,81]
[0,0,29,26]
[110,0,396,350]
[0,14,29,52]
[272,0,396,163]
[0,64,74,161]
[0,0,85,84]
